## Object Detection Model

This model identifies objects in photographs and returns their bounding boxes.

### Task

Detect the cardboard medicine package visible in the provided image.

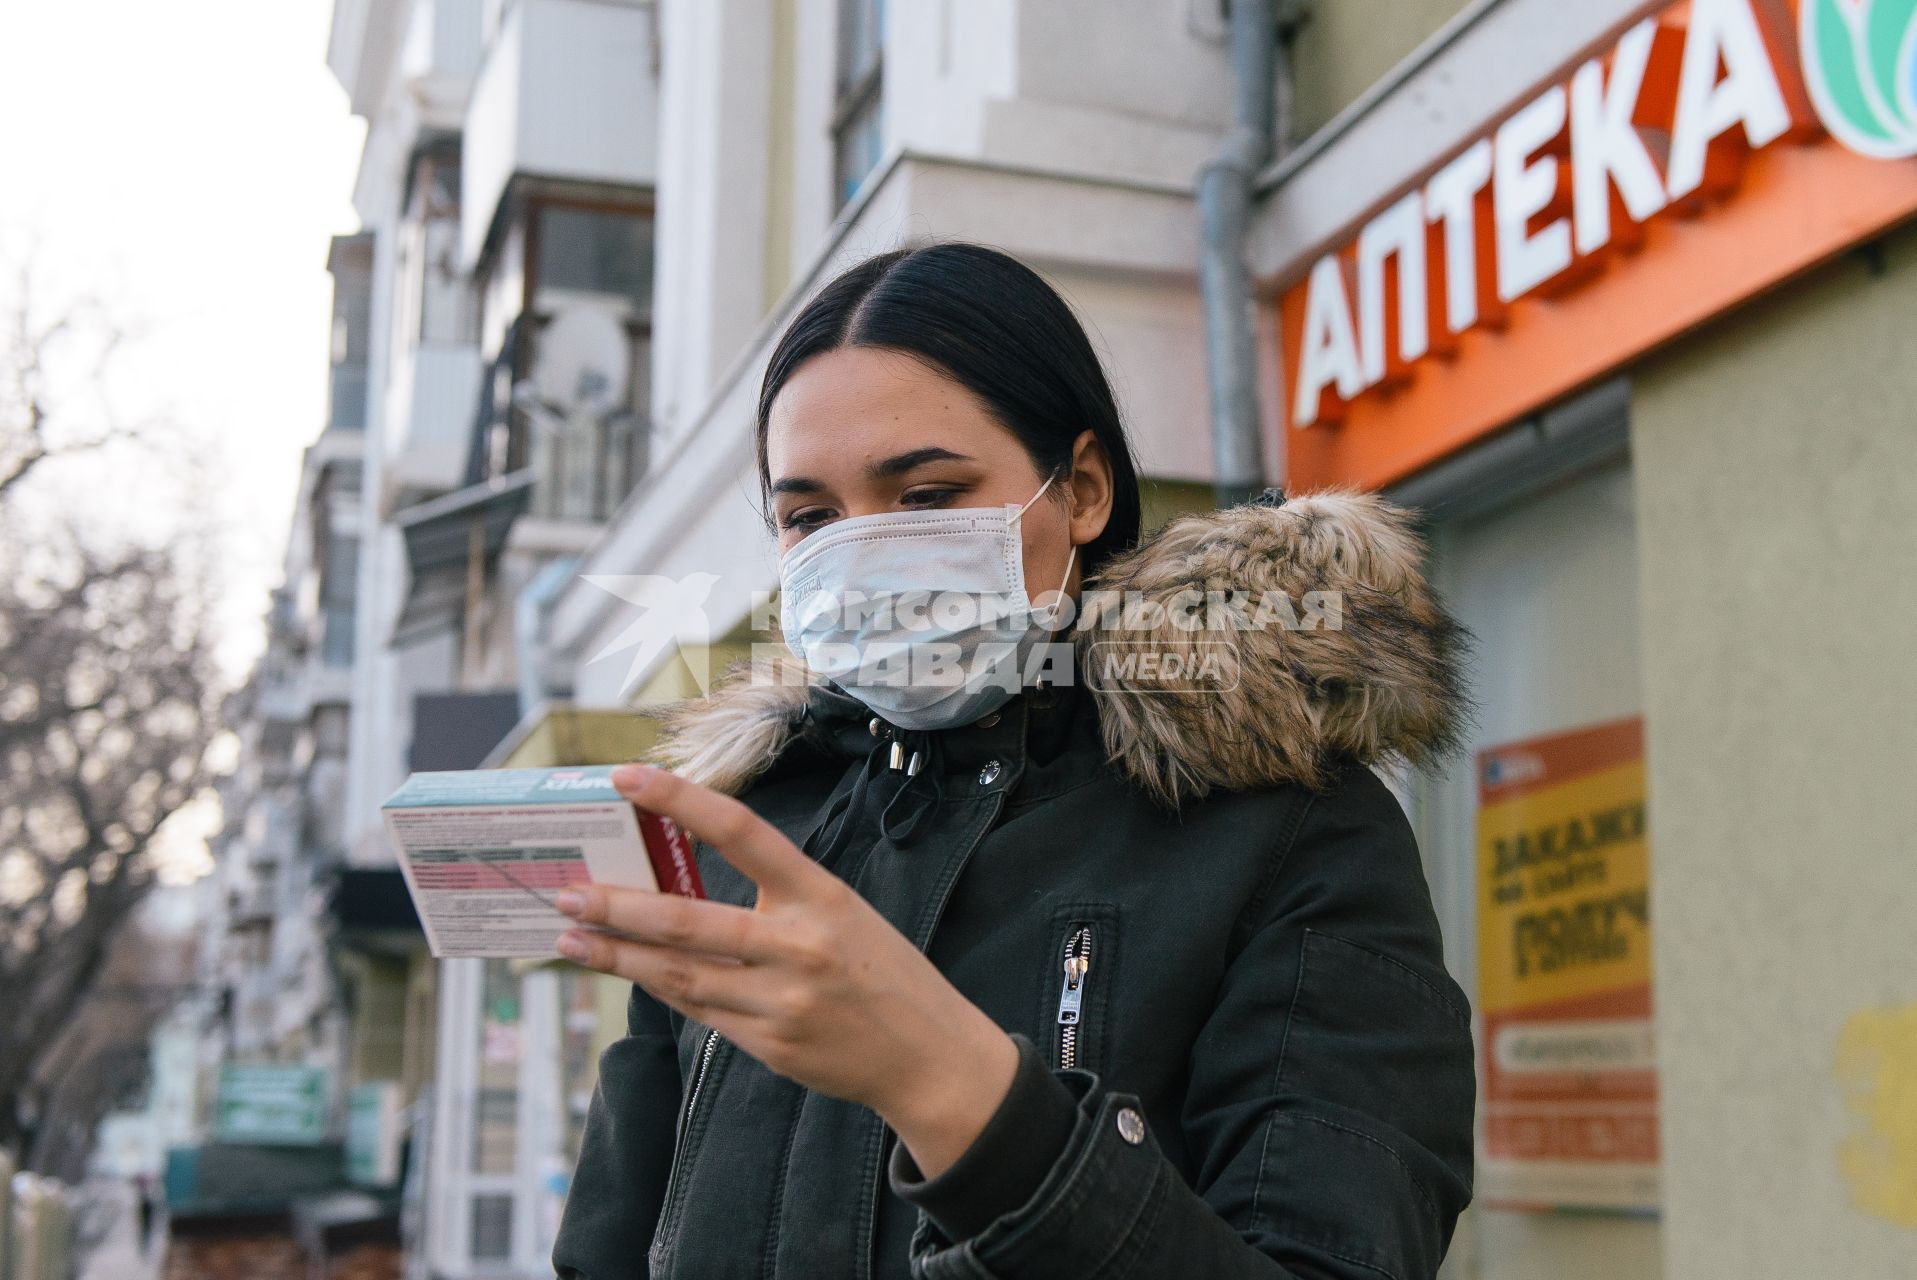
[382,765,705,959]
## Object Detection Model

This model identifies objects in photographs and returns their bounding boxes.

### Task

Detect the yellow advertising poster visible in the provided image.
[1476,716,1658,1212]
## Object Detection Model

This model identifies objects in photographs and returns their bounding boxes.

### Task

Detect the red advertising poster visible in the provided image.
[1476,717,1659,1212]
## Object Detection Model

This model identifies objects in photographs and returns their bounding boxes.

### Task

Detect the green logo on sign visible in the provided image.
[1802,0,1917,157]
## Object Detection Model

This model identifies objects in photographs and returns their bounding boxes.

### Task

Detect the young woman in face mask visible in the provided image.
[550,241,1478,1280]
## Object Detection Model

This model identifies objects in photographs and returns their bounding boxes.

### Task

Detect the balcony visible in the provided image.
[399,0,484,123]
[330,0,483,129]
[460,0,660,265]
[383,341,482,502]
[230,881,276,929]
[302,658,355,712]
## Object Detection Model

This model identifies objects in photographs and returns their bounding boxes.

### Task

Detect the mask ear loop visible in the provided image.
[1011,466,1077,630]
[1008,464,1069,524]
[1037,543,1077,630]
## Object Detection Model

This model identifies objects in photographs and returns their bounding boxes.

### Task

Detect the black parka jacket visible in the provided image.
[552,491,1477,1280]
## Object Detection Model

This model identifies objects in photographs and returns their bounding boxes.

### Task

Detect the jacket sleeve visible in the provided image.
[552,982,684,1280]
[887,762,1477,1280]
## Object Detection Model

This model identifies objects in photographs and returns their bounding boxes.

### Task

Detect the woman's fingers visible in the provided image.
[559,929,775,1019]
[611,763,828,899]
[557,884,782,963]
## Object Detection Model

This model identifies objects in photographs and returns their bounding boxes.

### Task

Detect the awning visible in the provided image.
[479,701,664,769]
[409,690,524,770]
[390,470,535,646]
[328,868,422,938]
[163,1142,348,1221]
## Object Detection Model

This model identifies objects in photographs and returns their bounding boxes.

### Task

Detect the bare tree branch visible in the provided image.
[0,273,225,1162]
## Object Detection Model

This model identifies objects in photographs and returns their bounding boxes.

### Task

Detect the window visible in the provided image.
[329,261,372,430]
[318,535,359,669]
[419,157,473,345]
[311,705,349,757]
[397,148,473,350]
[832,0,887,212]
[470,1192,514,1262]
[536,207,653,312]
[473,961,520,1176]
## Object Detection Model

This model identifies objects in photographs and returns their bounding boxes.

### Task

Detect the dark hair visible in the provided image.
[755,240,1143,577]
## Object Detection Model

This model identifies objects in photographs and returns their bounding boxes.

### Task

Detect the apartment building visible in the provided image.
[168,233,422,1252]
[322,1,661,1272]
[200,233,372,1088]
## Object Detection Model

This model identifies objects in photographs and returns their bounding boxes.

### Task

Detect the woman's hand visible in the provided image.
[552,762,1020,1180]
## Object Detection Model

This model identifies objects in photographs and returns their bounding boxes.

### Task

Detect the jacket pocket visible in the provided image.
[646,1023,725,1276]
[1042,902,1122,1074]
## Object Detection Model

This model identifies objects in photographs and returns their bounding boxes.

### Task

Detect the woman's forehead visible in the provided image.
[766,348,1018,475]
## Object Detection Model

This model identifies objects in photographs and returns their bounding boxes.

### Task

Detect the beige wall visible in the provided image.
[1630,221,1917,1276]
[1286,0,1474,141]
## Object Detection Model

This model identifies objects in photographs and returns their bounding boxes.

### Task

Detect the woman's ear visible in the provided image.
[1065,428,1114,549]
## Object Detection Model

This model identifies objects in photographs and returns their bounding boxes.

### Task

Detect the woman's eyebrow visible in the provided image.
[769,447,974,496]
[869,446,973,478]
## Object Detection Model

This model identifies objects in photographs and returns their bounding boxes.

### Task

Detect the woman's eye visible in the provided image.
[782,508,834,531]
[901,488,960,508]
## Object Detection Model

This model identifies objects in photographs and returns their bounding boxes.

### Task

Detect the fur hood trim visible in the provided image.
[644,489,1471,809]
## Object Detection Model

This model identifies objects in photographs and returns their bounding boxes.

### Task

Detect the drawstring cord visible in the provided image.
[807,725,946,862]
[879,729,944,844]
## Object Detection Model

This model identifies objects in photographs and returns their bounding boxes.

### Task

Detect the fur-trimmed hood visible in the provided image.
[644,489,1471,810]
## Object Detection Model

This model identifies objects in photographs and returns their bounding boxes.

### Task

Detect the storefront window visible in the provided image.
[559,969,601,1162]
[474,960,520,1176]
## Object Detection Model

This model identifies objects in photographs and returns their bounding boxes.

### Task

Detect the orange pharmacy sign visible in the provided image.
[1281,0,1917,491]
[1476,717,1658,1212]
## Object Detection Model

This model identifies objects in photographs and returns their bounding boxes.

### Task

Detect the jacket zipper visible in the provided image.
[1055,925,1094,1070]
[652,1024,720,1267]
[861,792,1007,1280]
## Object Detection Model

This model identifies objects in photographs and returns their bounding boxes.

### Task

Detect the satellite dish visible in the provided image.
[526,302,630,419]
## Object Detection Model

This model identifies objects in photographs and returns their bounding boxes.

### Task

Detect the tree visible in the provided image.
[0,272,223,1161]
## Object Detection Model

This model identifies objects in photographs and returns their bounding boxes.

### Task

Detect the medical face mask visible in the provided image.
[778,474,1077,731]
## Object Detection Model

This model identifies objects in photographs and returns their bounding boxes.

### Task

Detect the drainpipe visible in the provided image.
[517,556,579,718]
[1198,0,1284,508]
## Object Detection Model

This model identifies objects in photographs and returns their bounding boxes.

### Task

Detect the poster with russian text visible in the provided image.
[1476,716,1658,1213]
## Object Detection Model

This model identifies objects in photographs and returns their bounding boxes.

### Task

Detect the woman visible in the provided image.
[549,241,1476,1279]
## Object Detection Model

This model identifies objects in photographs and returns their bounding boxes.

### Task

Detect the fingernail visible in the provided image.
[611,763,655,791]
[556,931,591,962]
[554,889,586,917]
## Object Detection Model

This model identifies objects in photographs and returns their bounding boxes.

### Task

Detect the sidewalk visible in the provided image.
[74,1178,164,1280]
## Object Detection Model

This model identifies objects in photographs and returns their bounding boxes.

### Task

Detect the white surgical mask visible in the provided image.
[779,473,1076,730]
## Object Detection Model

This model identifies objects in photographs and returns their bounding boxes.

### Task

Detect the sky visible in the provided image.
[0,0,367,675]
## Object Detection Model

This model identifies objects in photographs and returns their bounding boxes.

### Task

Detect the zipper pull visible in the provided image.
[1056,928,1091,1026]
